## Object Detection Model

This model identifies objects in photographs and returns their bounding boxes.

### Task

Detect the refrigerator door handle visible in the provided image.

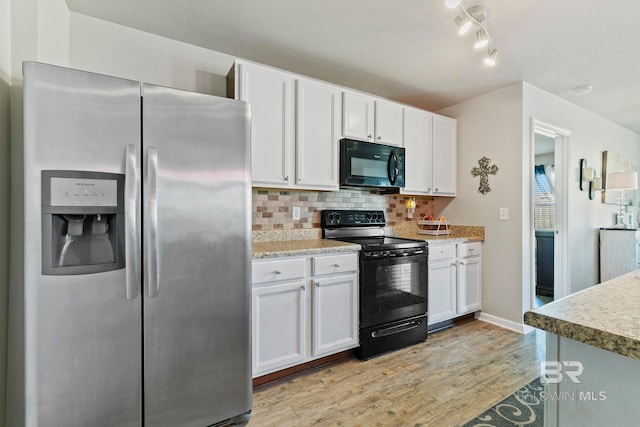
[145,146,160,297]
[125,144,141,300]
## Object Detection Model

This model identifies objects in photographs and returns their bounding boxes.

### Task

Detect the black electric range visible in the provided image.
[321,210,428,359]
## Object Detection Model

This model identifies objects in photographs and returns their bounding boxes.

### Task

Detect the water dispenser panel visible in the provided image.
[42,170,126,275]
[50,177,118,207]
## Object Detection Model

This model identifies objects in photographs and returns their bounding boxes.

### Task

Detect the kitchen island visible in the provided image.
[524,270,640,427]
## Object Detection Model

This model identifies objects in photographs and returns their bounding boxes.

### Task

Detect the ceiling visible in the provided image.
[65,0,640,134]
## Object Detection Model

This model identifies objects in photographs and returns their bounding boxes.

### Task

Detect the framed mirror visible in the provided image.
[602,151,637,204]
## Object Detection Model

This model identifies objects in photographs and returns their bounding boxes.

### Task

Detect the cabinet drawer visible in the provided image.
[312,253,358,276]
[252,258,306,284]
[458,242,482,258]
[428,244,456,261]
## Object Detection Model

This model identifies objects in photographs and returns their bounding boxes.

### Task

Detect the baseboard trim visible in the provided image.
[476,312,530,334]
[252,350,353,388]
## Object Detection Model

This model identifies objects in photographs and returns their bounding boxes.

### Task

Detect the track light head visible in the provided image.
[484,49,498,66]
[474,29,488,49]
[455,16,472,35]
[445,0,461,8]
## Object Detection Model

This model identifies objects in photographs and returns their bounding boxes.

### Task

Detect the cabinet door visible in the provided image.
[342,91,374,141]
[457,256,482,314]
[401,107,433,194]
[312,274,358,357]
[427,259,457,325]
[432,115,457,196]
[237,62,293,187]
[252,281,306,376]
[296,78,340,190]
[374,99,403,146]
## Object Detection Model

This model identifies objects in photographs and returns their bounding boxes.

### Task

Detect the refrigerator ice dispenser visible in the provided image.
[41,170,126,275]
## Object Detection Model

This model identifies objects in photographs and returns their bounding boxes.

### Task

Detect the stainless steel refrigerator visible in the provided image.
[7,62,252,426]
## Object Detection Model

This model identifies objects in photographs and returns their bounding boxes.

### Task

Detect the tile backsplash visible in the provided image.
[252,188,434,231]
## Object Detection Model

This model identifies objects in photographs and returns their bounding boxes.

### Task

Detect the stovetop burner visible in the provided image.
[334,236,426,251]
[321,209,426,251]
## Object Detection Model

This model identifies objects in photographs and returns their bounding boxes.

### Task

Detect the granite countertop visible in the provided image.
[392,224,485,244]
[524,270,640,361]
[252,239,361,259]
[394,232,484,244]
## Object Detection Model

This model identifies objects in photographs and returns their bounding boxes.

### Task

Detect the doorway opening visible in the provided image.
[529,120,571,310]
[533,133,555,307]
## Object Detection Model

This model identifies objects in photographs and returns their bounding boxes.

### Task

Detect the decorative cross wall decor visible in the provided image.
[471,156,499,195]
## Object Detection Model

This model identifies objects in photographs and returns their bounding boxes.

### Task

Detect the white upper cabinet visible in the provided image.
[295,78,340,190]
[235,61,293,187]
[401,109,457,196]
[432,115,457,196]
[401,107,433,195]
[231,59,455,194]
[374,98,403,146]
[342,91,403,146]
[342,90,374,142]
[232,61,339,190]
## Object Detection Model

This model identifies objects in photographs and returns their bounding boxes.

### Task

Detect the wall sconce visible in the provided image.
[580,159,601,200]
[406,197,417,219]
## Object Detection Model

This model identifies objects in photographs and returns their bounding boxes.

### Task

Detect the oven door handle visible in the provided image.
[371,319,422,338]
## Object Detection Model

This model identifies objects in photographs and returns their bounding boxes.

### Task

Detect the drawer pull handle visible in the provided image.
[333,263,340,267]
[301,285,306,290]
[274,270,282,275]
[451,262,457,267]
[459,261,465,265]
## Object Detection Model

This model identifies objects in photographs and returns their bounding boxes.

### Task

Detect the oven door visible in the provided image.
[359,251,427,328]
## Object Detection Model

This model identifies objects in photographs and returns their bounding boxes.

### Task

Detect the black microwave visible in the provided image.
[340,139,405,189]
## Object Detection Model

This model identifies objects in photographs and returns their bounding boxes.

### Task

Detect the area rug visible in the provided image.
[462,377,544,427]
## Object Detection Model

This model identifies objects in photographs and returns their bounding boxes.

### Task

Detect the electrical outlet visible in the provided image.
[499,207,509,220]
[292,206,301,220]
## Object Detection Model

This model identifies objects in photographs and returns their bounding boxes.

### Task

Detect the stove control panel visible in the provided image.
[321,209,386,227]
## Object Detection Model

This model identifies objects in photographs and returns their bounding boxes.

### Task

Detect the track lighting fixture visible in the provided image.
[446,1,499,66]
[474,29,488,49]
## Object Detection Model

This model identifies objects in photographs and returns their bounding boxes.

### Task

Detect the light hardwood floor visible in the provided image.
[250,320,545,426]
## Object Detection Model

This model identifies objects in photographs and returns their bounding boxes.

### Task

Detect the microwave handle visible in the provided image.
[388,151,399,185]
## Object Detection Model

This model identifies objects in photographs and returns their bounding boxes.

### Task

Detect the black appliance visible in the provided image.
[340,139,405,189]
[321,209,428,359]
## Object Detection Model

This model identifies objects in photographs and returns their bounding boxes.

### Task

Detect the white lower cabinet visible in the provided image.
[252,252,358,377]
[252,281,306,374]
[428,242,482,326]
[457,243,482,314]
[312,274,358,357]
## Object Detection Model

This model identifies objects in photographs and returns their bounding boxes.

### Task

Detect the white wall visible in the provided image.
[535,153,554,165]
[437,83,526,331]
[69,13,234,97]
[437,81,640,331]
[523,82,640,292]
[36,0,69,66]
